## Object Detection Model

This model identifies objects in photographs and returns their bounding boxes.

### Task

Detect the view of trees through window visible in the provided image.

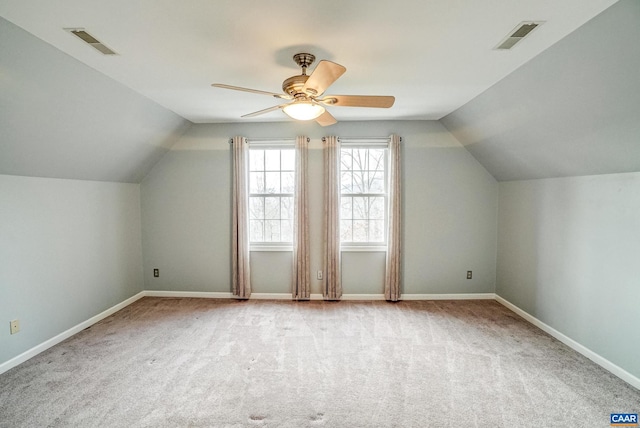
[249,148,295,243]
[340,147,387,243]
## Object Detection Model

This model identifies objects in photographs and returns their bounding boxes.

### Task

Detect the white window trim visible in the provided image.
[250,244,293,252]
[248,142,296,250]
[340,245,387,252]
[339,141,390,248]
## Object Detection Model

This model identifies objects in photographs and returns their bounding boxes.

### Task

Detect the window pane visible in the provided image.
[353,220,368,242]
[281,171,294,193]
[340,220,353,242]
[369,220,384,242]
[340,197,352,219]
[265,150,280,171]
[368,149,385,171]
[339,146,388,245]
[281,197,293,219]
[341,149,353,171]
[265,220,280,241]
[351,170,367,194]
[250,172,264,193]
[370,171,385,193]
[264,197,280,219]
[249,197,264,220]
[249,148,296,244]
[353,197,367,220]
[250,220,264,242]
[281,149,295,171]
[369,197,385,220]
[353,148,368,170]
[281,220,293,242]
[341,171,353,193]
[265,172,280,193]
[250,150,264,171]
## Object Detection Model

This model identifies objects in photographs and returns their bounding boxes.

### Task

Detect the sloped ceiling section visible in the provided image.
[0,18,191,183]
[441,0,640,182]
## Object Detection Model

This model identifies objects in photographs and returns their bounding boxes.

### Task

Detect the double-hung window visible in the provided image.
[340,144,388,248]
[249,145,295,248]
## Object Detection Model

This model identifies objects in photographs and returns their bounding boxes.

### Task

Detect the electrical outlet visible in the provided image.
[153,268,159,278]
[467,271,472,279]
[317,270,323,280]
[10,319,20,335]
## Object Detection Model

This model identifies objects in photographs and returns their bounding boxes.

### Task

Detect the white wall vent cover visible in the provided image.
[495,22,544,50]
[65,28,117,55]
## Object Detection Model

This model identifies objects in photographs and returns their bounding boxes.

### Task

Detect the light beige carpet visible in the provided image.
[0,298,638,427]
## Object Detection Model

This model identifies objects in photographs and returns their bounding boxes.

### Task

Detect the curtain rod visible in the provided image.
[321,137,401,143]
[228,137,309,144]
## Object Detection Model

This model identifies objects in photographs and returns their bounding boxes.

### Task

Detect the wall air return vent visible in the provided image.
[494,21,543,50]
[64,28,117,55]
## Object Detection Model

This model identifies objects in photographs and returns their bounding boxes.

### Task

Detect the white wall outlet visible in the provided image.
[317,270,323,280]
[467,271,473,279]
[10,319,20,335]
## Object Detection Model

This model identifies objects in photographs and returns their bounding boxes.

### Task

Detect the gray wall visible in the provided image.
[0,174,144,365]
[497,172,640,379]
[0,17,191,183]
[442,0,640,181]
[141,120,498,295]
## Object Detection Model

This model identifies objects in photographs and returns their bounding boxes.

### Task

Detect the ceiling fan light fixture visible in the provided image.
[282,101,325,121]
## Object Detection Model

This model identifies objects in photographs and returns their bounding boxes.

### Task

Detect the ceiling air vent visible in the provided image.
[65,28,117,55]
[494,21,543,50]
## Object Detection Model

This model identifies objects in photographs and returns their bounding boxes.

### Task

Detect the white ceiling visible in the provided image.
[0,0,618,124]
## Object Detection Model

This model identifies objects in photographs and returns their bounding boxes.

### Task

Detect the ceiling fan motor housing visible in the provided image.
[282,53,317,98]
[282,74,310,98]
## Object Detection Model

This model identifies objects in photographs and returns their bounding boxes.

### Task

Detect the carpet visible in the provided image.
[0,297,638,427]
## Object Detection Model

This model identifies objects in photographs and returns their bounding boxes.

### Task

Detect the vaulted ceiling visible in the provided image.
[1,0,638,183]
[0,0,616,123]
[442,0,640,181]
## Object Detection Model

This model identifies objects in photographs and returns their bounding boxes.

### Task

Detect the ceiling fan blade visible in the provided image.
[318,95,395,108]
[212,84,291,100]
[241,104,286,118]
[302,60,346,97]
[315,110,337,127]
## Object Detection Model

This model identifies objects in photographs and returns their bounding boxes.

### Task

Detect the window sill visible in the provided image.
[250,246,293,252]
[341,246,387,252]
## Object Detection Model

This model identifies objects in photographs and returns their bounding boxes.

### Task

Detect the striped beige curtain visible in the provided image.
[293,136,310,300]
[231,136,251,299]
[323,136,342,300]
[385,134,402,301]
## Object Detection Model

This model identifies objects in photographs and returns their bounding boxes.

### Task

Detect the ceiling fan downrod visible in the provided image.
[293,53,315,75]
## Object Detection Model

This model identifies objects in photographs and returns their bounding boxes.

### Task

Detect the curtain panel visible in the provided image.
[323,136,342,300]
[384,134,402,301]
[231,136,251,299]
[293,136,310,299]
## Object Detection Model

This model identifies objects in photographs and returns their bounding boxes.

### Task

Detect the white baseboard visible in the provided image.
[0,291,146,376]
[402,293,496,300]
[144,290,234,299]
[495,295,640,390]
[141,291,496,301]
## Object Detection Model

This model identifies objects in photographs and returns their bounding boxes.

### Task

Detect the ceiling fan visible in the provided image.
[212,53,395,126]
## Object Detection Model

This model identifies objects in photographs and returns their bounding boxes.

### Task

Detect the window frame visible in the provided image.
[339,141,389,252]
[247,141,296,252]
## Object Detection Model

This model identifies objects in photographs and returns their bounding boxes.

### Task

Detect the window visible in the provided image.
[340,145,387,246]
[249,147,295,245]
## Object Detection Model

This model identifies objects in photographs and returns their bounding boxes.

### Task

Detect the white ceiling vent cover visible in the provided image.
[64,28,117,55]
[495,21,544,50]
